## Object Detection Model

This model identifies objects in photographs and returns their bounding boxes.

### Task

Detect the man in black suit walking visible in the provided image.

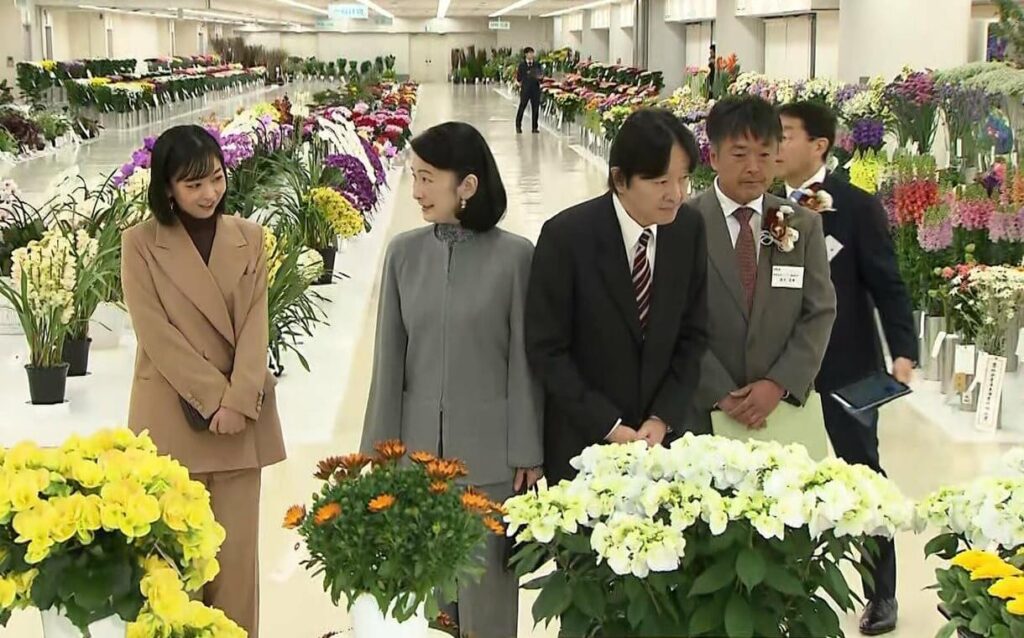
[777,101,917,637]
[525,108,709,483]
[516,47,542,134]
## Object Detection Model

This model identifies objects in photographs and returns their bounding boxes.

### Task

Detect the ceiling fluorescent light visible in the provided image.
[184,8,251,21]
[436,0,451,19]
[490,0,536,17]
[356,0,394,19]
[274,0,329,16]
[541,0,614,17]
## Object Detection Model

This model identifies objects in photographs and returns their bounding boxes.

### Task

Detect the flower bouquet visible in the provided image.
[917,451,1024,637]
[884,68,939,154]
[284,441,505,637]
[0,428,244,638]
[505,435,913,638]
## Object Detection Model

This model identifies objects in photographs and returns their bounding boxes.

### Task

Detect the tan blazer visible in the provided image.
[122,215,286,474]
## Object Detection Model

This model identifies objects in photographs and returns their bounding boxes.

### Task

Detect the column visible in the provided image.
[838,0,971,83]
[647,0,686,91]
[715,0,765,73]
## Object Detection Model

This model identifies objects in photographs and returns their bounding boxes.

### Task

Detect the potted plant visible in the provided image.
[0,428,245,638]
[0,230,76,405]
[284,440,505,638]
[505,435,914,637]
[916,450,1024,637]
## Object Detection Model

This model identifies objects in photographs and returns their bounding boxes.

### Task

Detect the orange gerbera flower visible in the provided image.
[429,481,449,495]
[489,501,508,517]
[482,517,506,536]
[461,489,492,514]
[314,456,345,480]
[283,505,306,529]
[313,502,341,526]
[339,453,372,474]
[374,439,406,461]
[409,451,436,465]
[426,458,468,481]
[368,493,397,513]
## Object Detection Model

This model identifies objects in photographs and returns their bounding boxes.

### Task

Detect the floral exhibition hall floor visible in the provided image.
[2,83,1014,637]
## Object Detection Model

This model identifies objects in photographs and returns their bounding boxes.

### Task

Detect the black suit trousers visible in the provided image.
[821,394,897,601]
[516,90,540,131]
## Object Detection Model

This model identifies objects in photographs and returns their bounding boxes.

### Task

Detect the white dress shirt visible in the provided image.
[608,194,661,439]
[613,193,657,274]
[714,177,764,258]
[784,165,828,199]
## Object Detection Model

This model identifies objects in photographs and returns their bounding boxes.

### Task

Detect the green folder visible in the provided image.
[711,392,831,460]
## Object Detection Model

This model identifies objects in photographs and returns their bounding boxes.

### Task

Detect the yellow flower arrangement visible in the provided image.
[40,60,56,72]
[89,77,111,87]
[945,549,1024,625]
[309,186,365,240]
[248,102,281,123]
[0,429,241,636]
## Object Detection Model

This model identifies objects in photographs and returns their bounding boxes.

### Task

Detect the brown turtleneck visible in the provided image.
[178,212,218,265]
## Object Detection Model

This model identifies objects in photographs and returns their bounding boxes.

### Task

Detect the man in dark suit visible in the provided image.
[777,101,917,637]
[526,108,708,483]
[516,47,542,134]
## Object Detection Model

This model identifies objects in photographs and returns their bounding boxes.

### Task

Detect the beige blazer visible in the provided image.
[687,190,837,432]
[122,215,286,474]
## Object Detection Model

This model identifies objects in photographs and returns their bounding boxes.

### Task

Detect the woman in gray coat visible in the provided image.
[361,121,543,638]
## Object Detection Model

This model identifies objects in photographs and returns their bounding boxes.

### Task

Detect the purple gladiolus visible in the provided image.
[917,218,953,251]
[851,119,885,150]
[326,153,377,213]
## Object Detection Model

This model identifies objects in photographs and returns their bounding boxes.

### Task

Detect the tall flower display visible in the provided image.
[506,435,913,638]
[884,68,939,153]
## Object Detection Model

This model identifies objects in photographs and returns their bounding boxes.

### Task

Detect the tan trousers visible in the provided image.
[192,468,262,638]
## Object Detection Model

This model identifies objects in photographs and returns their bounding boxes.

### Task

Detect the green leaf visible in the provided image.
[571,579,606,619]
[532,571,572,621]
[935,621,958,638]
[822,561,853,611]
[736,548,767,589]
[925,533,961,560]
[764,562,805,596]
[724,593,754,638]
[560,533,592,554]
[688,600,724,636]
[627,585,653,629]
[690,555,737,596]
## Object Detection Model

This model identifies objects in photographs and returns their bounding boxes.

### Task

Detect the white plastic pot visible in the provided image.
[350,593,428,638]
[41,609,126,638]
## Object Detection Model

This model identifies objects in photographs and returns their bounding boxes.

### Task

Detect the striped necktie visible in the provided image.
[633,229,653,332]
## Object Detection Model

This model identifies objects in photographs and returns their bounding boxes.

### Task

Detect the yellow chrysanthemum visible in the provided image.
[952,549,1002,572]
[309,187,365,240]
[989,576,1024,600]
[971,561,1023,581]
[1009,597,1024,616]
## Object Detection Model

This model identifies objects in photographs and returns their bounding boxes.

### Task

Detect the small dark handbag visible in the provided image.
[179,396,213,431]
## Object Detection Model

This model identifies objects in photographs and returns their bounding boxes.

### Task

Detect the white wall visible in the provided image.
[582,14,610,62]
[46,9,74,61]
[0,0,27,87]
[838,0,971,82]
[553,16,582,52]
[764,15,811,80]
[814,10,839,79]
[647,0,686,91]
[497,17,553,53]
[609,2,634,65]
[969,4,998,63]
[716,0,765,72]
[684,22,713,71]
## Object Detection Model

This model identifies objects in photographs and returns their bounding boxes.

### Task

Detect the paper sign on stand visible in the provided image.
[974,354,1007,433]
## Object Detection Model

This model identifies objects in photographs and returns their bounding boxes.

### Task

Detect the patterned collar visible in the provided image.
[433,223,477,244]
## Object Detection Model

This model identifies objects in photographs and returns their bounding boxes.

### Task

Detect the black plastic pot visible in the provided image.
[62,337,92,377]
[314,247,337,286]
[25,364,69,405]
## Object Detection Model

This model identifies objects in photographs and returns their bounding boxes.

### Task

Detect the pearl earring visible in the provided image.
[460,199,467,210]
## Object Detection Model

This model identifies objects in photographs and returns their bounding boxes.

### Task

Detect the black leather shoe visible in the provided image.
[516,129,522,134]
[860,599,898,636]
[532,129,540,133]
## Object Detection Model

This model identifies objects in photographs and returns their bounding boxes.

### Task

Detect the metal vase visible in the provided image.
[940,333,960,395]
[923,315,944,381]
[1005,311,1021,373]
[959,346,981,413]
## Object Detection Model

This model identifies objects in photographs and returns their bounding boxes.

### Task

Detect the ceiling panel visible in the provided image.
[366,0,589,18]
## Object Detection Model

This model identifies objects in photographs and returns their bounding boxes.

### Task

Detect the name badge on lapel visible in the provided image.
[772,265,804,289]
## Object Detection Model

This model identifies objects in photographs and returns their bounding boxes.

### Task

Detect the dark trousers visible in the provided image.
[821,393,897,601]
[516,90,540,131]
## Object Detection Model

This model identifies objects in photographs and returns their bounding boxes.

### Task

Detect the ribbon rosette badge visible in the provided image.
[794,183,835,213]
[761,205,800,253]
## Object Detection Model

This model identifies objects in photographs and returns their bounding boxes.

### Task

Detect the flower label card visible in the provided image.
[974,354,1007,434]
[954,344,976,375]
[771,265,804,289]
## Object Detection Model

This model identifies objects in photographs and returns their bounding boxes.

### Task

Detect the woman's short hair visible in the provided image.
[148,125,228,225]
[410,121,507,232]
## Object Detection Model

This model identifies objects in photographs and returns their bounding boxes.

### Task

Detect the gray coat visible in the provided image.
[688,190,837,432]
[361,226,543,485]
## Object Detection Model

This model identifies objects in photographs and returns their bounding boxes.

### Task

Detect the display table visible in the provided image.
[906,371,1024,443]
[0,162,404,449]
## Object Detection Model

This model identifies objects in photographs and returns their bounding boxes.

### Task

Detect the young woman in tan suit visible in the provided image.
[121,125,286,637]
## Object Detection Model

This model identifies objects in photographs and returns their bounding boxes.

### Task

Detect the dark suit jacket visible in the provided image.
[812,174,918,392]
[517,61,542,95]
[525,193,709,483]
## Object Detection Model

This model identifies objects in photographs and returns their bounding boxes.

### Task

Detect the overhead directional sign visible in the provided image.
[488,19,511,30]
[328,3,369,19]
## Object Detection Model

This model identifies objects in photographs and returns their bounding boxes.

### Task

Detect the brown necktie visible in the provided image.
[733,207,757,312]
